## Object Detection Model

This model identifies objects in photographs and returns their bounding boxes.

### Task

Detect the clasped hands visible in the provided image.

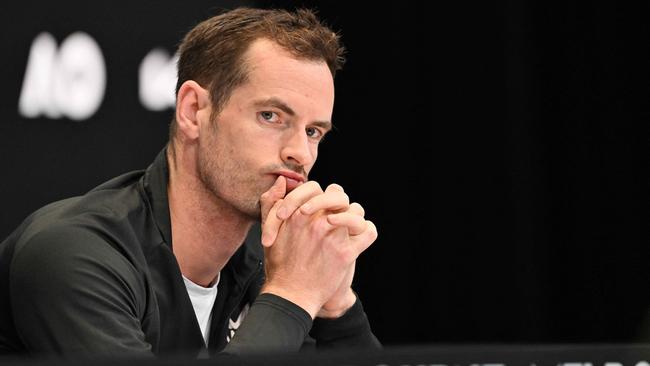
[259,176,377,319]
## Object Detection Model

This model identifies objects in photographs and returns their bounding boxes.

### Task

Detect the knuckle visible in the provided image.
[342,246,357,263]
[350,202,365,216]
[288,208,306,223]
[305,180,323,193]
[368,221,378,240]
[338,250,350,264]
[332,244,351,263]
[326,183,344,192]
[369,230,378,242]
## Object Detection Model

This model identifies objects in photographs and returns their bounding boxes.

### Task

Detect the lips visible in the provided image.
[283,176,302,192]
[273,170,305,192]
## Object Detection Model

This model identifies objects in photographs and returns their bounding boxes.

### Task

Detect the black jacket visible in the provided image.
[0,148,379,357]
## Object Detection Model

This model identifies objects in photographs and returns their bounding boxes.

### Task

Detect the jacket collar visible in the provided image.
[141,147,264,267]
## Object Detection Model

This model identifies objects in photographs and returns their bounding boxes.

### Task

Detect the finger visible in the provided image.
[326,212,367,236]
[325,183,344,193]
[276,181,323,220]
[262,199,284,247]
[300,190,350,216]
[260,176,287,225]
[347,202,365,217]
[349,220,378,254]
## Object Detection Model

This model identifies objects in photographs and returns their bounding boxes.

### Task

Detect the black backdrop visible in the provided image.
[0,1,648,345]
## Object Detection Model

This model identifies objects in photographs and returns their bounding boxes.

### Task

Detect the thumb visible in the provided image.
[260,175,286,225]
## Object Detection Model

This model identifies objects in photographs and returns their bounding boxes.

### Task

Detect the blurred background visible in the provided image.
[0,1,647,345]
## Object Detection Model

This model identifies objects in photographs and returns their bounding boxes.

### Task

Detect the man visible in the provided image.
[0,8,379,358]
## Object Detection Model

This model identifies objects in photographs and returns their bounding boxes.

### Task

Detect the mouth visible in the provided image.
[273,170,306,192]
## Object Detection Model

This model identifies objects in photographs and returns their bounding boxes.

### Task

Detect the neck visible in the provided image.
[167,143,253,287]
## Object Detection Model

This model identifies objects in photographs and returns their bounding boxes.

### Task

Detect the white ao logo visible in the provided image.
[18,32,177,121]
[18,32,106,121]
[139,48,178,111]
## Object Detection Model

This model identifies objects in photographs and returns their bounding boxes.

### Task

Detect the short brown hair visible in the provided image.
[169,7,345,142]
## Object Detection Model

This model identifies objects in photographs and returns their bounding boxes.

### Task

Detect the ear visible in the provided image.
[175,80,211,141]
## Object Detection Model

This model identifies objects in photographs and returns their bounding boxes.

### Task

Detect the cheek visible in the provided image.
[217,121,260,158]
[311,144,319,161]
[234,134,278,173]
[304,145,319,174]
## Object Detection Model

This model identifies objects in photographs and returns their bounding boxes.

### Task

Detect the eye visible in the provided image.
[306,127,323,140]
[259,111,280,123]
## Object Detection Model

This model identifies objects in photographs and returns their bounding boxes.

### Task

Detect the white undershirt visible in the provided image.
[182,273,220,345]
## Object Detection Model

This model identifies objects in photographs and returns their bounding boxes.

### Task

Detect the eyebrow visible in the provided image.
[252,97,334,132]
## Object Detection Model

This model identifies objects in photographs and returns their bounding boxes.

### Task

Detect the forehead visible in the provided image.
[237,38,335,116]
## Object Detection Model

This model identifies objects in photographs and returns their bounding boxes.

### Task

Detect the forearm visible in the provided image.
[222,293,313,355]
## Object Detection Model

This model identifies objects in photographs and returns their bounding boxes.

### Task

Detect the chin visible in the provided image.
[233,197,263,222]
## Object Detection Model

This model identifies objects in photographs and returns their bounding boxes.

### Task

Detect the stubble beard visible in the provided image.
[197,140,264,222]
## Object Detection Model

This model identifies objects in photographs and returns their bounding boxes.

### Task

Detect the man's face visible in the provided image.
[197,38,335,219]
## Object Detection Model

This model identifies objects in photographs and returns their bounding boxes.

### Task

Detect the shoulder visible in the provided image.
[8,221,150,321]
[7,166,152,289]
[11,223,143,289]
[9,168,152,266]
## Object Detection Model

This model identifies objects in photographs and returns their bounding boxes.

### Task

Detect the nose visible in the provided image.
[280,128,315,168]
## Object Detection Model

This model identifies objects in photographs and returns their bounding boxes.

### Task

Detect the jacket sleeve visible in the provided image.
[309,293,382,349]
[222,293,312,355]
[222,292,380,356]
[10,225,154,357]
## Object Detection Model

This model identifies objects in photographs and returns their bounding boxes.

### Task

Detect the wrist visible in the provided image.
[316,288,357,319]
